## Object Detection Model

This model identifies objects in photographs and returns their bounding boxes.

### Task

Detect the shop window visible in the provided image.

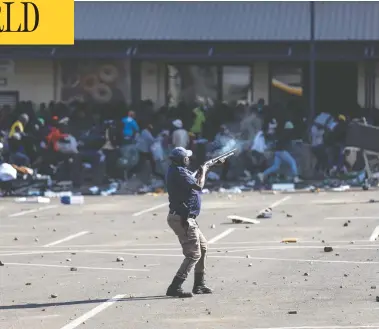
[270,64,305,138]
[60,59,131,105]
[222,66,252,105]
[167,65,217,106]
[270,64,303,110]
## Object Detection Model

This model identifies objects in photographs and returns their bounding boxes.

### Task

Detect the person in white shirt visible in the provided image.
[171,119,189,149]
[245,130,268,176]
[311,124,328,175]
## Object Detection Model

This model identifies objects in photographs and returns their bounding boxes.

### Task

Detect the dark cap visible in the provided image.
[170,147,193,160]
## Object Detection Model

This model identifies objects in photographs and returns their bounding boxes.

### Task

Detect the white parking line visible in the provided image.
[132,202,168,217]
[80,251,379,265]
[43,231,89,247]
[369,226,379,241]
[257,196,291,214]
[1,239,376,249]
[9,205,58,218]
[312,199,355,204]
[3,244,379,257]
[269,196,292,208]
[250,324,379,329]
[325,216,379,220]
[5,262,150,272]
[208,228,236,244]
[60,294,126,329]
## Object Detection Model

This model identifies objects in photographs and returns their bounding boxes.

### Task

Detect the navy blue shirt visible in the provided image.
[166,165,201,217]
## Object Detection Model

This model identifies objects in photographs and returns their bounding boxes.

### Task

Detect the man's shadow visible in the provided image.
[0,295,172,310]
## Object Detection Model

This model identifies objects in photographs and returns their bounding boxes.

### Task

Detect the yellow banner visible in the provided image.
[0,0,74,45]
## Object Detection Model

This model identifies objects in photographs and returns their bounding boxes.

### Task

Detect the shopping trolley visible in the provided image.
[345,118,379,189]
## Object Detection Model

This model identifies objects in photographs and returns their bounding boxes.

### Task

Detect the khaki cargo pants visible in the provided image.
[167,213,207,280]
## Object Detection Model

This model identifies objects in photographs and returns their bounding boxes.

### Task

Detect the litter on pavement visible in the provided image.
[14,196,50,204]
[228,215,260,224]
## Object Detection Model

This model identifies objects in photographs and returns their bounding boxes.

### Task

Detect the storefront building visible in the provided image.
[0,1,378,120]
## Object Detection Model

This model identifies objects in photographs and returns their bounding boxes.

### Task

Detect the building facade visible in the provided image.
[0,1,378,118]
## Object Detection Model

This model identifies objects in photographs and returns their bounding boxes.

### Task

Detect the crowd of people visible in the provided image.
[0,98,370,192]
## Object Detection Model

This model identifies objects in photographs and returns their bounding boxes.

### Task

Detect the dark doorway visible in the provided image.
[314,62,357,117]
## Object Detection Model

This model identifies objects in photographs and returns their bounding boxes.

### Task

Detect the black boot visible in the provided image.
[193,272,213,294]
[166,276,193,298]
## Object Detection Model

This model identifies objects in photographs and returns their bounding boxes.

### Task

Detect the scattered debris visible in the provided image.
[228,215,260,224]
[282,238,297,243]
[324,246,333,252]
[343,222,348,227]
[34,238,39,242]
[332,185,350,192]
[66,258,71,262]
[89,186,99,195]
[210,224,216,229]
[272,183,295,192]
[248,263,253,267]
[257,208,272,219]
[116,257,125,262]
[61,195,85,205]
[14,196,51,204]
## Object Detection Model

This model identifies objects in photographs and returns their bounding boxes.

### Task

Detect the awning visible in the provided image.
[53,44,134,59]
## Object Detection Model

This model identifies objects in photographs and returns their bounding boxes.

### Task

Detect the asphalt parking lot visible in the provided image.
[1,190,379,329]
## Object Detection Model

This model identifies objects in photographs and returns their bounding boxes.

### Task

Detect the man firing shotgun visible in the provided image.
[165,147,236,298]
[191,148,237,177]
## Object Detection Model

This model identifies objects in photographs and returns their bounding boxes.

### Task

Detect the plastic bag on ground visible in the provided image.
[0,163,17,181]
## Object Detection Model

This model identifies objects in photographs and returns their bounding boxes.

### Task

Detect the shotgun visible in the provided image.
[192,148,237,177]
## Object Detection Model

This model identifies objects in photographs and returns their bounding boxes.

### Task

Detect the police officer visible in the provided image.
[165,146,221,298]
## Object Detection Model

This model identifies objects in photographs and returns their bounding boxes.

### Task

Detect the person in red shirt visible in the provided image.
[45,116,68,152]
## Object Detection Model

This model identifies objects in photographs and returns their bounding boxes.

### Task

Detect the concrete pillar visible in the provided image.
[252,62,269,103]
[357,62,365,108]
[141,61,166,109]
